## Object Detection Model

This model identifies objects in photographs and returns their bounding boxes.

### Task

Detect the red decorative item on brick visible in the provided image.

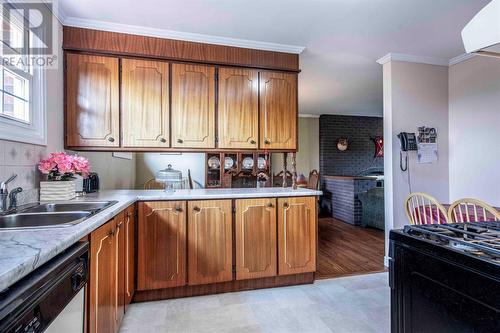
[374,136,383,157]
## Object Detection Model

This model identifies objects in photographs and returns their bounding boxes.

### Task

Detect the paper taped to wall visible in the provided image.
[417,143,438,163]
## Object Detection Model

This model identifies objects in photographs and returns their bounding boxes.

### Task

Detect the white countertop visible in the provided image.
[0,187,321,292]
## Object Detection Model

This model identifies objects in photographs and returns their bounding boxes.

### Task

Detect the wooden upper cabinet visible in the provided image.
[89,218,117,333]
[137,201,187,290]
[235,198,277,280]
[171,63,215,148]
[66,53,120,147]
[123,205,135,308]
[277,197,317,275]
[259,71,297,150]
[188,200,232,285]
[121,59,169,147]
[218,68,259,149]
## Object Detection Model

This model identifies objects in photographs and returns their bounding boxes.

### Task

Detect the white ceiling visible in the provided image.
[58,0,489,116]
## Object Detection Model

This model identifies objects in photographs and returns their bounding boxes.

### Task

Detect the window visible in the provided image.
[1,8,31,123]
[0,3,47,145]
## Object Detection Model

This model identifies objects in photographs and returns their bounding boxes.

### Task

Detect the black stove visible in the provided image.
[390,222,500,333]
[403,222,500,265]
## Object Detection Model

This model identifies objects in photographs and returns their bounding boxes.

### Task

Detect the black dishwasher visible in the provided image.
[0,242,88,333]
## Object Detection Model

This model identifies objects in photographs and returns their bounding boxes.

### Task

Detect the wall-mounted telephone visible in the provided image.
[397,132,416,172]
[397,132,417,151]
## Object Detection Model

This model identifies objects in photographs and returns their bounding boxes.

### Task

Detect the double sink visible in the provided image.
[0,201,117,230]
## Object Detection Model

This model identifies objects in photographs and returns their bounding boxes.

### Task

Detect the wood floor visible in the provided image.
[316,218,386,279]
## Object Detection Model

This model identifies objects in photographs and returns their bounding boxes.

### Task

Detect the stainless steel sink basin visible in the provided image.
[21,201,116,214]
[0,212,91,230]
[0,200,117,230]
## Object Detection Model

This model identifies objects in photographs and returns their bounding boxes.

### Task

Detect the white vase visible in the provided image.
[40,181,76,201]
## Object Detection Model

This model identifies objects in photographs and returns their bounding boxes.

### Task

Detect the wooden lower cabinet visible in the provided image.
[89,205,135,333]
[89,217,117,333]
[137,201,187,290]
[188,200,233,285]
[277,197,317,275]
[123,205,135,308]
[115,211,126,328]
[235,198,277,280]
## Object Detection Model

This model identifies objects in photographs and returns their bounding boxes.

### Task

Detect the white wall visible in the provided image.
[135,153,205,189]
[382,61,450,255]
[73,152,137,190]
[271,117,320,176]
[449,56,500,205]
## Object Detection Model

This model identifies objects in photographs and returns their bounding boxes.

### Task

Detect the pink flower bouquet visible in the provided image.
[38,152,91,181]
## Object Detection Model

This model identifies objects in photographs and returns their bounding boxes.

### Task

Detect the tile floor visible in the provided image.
[119,272,390,333]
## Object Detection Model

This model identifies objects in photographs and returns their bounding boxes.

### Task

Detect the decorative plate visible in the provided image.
[207,156,220,169]
[257,157,267,169]
[242,157,254,169]
[224,156,234,170]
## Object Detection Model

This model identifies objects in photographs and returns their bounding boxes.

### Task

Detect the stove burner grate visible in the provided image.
[404,222,500,263]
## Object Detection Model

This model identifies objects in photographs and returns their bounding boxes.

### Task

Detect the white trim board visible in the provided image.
[376,53,449,66]
[448,53,477,66]
[298,114,320,118]
[61,16,306,54]
[377,52,477,67]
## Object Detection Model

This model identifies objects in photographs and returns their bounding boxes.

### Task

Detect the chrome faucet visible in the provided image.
[0,174,17,213]
[9,187,23,211]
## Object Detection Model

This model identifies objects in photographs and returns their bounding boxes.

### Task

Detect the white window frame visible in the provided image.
[0,3,47,145]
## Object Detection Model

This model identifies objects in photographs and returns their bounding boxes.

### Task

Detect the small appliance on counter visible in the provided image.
[82,173,99,193]
[389,222,500,332]
[155,164,183,193]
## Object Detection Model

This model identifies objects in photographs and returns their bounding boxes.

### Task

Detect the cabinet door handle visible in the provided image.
[108,137,115,143]
[193,206,201,212]
[264,139,271,144]
[177,138,183,144]
[175,206,183,212]
[283,202,289,208]
[250,139,256,145]
[266,202,274,208]
[160,138,167,143]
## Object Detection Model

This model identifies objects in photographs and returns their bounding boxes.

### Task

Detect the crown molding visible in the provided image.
[298,114,320,118]
[448,53,476,66]
[41,0,67,24]
[376,53,449,66]
[61,16,306,54]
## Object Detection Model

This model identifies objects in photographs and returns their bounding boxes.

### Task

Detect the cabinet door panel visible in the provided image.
[89,219,117,333]
[66,53,119,147]
[122,59,169,147]
[115,211,126,328]
[259,72,297,150]
[235,198,277,280]
[218,68,258,149]
[137,201,186,290]
[188,200,232,285]
[171,64,215,148]
[278,197,316,275]
[124,205,135,308]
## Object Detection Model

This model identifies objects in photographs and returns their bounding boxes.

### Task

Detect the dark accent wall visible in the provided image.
[319,115,383,176]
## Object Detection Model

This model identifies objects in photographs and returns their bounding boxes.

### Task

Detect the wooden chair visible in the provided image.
[143,178,164,190]
[143,173,203,190]
[307,170,320,190]
[405,192,448,225]
[447,198,500,223]
[273,171,293,187]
